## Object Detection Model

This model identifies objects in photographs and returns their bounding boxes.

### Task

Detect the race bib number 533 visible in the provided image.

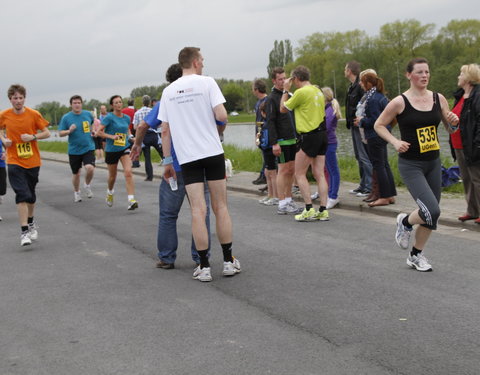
[416,125,440,153]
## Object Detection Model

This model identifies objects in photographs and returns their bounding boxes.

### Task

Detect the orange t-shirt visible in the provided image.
[0,107,49,168]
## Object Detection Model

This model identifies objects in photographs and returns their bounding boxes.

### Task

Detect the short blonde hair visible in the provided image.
[460,64,480,85]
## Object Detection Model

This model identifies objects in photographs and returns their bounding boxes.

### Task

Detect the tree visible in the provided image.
[222,82,244,112]
[267,40,294,77]
[35,101,69,126]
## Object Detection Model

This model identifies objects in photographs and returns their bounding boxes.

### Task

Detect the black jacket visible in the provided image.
[453,85,480,165]
[345,76,364,129]
[266,87,296,145]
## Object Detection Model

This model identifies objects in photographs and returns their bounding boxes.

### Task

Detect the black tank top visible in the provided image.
[396,92,442,161]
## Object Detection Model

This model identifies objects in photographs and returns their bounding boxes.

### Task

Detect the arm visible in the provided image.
[96,124,119,141]
[130,120,149,161]
[279,78,293,114]
[21,127,50,142]
[59,124,76,137]
[160,121,176,181]
[374,96,410,153]
[439,94,459,134]
[213,103,228,124]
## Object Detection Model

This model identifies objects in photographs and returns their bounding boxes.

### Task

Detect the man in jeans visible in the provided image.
[345,61,372,196]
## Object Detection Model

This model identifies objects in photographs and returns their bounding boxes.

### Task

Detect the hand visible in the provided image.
[272,144,281,157]
[162,164,176,181]
[3,138,12,147]
[446,111,459,126]
[354,117,361,127]
[20,134,34,142]
[69,124,77,133]
[130,144,141,161]
[283,78,292,92]
[393,139,410,153]
[112,134,120,140]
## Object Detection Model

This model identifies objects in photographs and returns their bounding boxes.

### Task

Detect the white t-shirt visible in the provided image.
[159,74,226,165]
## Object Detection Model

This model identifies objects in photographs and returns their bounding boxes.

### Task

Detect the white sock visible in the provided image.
[128,195,134,201]
[107,189,114,195]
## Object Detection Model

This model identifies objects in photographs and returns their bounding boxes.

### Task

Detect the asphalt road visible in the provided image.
[1,161,479,375]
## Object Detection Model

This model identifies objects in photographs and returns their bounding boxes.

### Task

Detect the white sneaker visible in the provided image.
[258,196,270,204]
[74,191,82,202]
[0,215,2,221]
[193,266,212,282]
[21,231,31,246]
[84,185,93,198]
[326,198,340,209]
[106,192,114,207]
[223,257,241,276]
[127,199,138,210]
[311,192,319,200]
[277,201,303,215]
[28,223,38,241]
[396,213,412,249]
[407,253,432,272]
[263,197,279,206]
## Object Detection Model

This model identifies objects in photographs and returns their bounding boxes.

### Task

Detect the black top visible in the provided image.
[345,76,364,129]
[397,93,442,161]
[266,87,296,145]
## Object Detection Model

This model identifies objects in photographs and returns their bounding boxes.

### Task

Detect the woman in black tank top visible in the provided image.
[373,58,459,272]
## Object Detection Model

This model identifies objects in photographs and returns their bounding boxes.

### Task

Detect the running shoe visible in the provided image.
[0,215,2,221]
[356,189,370,197]
[223,257,241,276]
[28,223,38,241]
[326,198,340,209]
[193,266,213,282]
[277,201,302,215]
[406,253,432,272]
[20,231,31,246]
[84,185,93,198]
[395,213,412,249]
[316,209,330,221]
[295,208,319,222]
[74,191,82,203]
[106,192,114,207]
[311,192,319,200]
[258,196,270,204]
[128,199,138,211]
[263,198,279,206]
[349,187,362,194]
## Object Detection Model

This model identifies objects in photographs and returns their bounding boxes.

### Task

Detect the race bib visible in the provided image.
[82,121,90,133]
[16,142,34,159]
[416,125,440,153]
[113,133,127,147]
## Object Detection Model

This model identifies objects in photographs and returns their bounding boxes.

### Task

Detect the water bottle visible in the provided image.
[168,177,178,191]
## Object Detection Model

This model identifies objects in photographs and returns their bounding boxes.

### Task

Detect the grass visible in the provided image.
[39,141,464,194]
[228,113,255,123]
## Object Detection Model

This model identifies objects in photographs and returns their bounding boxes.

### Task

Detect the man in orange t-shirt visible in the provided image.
[0,84,50,246]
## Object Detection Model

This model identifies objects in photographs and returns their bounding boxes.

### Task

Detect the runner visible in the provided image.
[58,95,96,202]
[374,58,459,272]
[0,84,50,246]
[96,95,138,210]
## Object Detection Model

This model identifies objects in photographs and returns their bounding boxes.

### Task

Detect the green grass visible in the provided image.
[227,113,255,123]
[39,141,464,194]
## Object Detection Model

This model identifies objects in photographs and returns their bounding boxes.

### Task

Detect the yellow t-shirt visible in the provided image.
[0,107,49,168]
[284,85,325,133]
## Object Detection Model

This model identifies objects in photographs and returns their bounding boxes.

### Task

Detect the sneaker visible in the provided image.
[106,192,114,207]
[0,215,2,221]
[326,198,340,209]
[156,260,175,269]
[311,191,319,200]
[263,198,279,206]
[356,189,370,197]
[316,209,330,221]
[223,257,241,276]
[84,185,93,198]
[193,266,212,282]
[407,253,432,272]
[395,213,412,249]
[277,201,302,215]
[127,199,138,210]
[20,231,31,246]
[74,191,82,203]
[258,196,270,204]
[28,223,38,241]
[349,187,362,194]
[295,208,319,222]
[291,185,300,194]
[252,175,266,185]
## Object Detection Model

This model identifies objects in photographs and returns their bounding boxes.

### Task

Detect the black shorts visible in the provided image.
[105,148,131,165]
[94,136,103,150]
[298,130,327,157]
[0,167,6,195]
[7,164,40,204]
[262,148,277,170]
[69,151,96,174]
[181,154,225,186]
[277,143,297,164]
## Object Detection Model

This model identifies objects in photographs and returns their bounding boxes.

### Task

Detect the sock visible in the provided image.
[107,189,114,195]
[197,250,210,268]
[306,204,312,211]
[402,215,413,229]
[410,247,422,257]
[222,243,233,263]
[84,184,90,188]
[128,195,134,201]
[319,206,326,212]
[21,225,28,233]
[27,217,34,225]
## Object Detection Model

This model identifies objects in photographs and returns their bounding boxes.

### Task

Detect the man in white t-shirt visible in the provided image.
[159,47,241,282]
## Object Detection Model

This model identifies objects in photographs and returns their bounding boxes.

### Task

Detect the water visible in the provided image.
[223,122,453,158]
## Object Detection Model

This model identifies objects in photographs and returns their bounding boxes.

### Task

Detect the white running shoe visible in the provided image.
[263,198,279,206]
[396,213,412,249]
[407,253,432,272]
[277,201,303,215]
[258,196,270,204]
[28,223,38,241]
[21,231,31,246]
[127,199,138,210]
[84,185,93,198]
[223,257,241,276]
[326,198,340,209]
[74,191,82,202]
[106,192,114,207]
[193,266,213,282]
[311,192,319,200]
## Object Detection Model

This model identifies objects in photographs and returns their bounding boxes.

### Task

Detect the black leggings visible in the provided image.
[0,167,6,195]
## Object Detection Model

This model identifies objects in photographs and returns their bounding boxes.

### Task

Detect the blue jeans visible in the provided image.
[325,143,340,199]
[351,126,372,191]
[157,172,210,264]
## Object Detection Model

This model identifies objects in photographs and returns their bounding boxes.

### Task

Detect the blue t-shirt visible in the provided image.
[0,139,6,168]
[144,102,181,172]
[101,113,131,153]
[58,110,95,155]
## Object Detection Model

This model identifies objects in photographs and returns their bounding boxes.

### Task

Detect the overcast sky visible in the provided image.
[0,0,475,109]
